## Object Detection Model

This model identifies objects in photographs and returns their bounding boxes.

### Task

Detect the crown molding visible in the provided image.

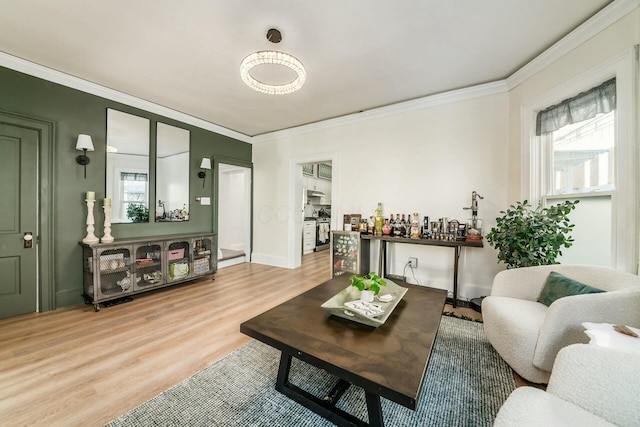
[0,51,253,143]
[506,0,640,90]
[252,80,509,143]
[1,0,636,145]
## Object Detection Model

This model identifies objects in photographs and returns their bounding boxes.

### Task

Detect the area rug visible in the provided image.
[107,316,515,426]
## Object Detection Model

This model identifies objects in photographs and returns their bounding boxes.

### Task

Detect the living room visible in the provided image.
[1,1,639,425]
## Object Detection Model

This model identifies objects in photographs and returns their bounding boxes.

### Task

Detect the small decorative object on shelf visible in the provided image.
[463,190,484,238]
[83,191,100,244]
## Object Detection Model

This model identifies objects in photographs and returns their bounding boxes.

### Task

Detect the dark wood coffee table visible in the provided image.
[240,277,447,427]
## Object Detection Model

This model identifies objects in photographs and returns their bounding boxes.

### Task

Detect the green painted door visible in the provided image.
[0,123,38,319]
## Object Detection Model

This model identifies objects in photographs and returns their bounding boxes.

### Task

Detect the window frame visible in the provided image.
[521,47,637,273]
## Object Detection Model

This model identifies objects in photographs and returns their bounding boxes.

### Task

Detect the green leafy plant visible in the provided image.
[126,204,149,223]
[349,272,387,295]
[485,200,579,269]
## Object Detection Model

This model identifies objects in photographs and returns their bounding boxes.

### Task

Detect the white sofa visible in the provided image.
[494,344,640,427]
[482,265,640,383]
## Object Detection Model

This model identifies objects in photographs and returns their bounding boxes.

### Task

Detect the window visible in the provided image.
[523,49,637,272]
[550,111,614,195]
[121,172,148,219]
[536,79,615,267]
[543,115,615,266]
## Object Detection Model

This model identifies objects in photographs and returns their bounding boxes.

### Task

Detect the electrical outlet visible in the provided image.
[408,257,418,268]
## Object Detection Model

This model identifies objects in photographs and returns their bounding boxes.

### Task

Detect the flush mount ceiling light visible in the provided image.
[240,28,306,95]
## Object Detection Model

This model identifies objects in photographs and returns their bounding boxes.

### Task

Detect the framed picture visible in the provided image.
[317,163,332,180]
[349,214,362,231]
[302,163,315,176]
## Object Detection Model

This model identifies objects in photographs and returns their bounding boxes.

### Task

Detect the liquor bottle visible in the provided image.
[400,214,407,237]
[367,216,375,234]
[374,203,384,236]
[389,213,395,227]
[393,213,402,237]
[382,219,391,235]
[410,212,421,238]
[422,216,430,238]
[407,213,413,237]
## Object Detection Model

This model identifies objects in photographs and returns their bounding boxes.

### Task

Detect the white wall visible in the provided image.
[252,5,640,297]
[253,92,510,299]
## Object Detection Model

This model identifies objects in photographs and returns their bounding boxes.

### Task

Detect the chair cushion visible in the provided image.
[538,271,605,306]
[494,386,616,427]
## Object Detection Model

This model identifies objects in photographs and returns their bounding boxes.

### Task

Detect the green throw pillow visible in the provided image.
[538,271,605,306]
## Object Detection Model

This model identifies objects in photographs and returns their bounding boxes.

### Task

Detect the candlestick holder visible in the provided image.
[101,204,114,243]
[82,199,100,244]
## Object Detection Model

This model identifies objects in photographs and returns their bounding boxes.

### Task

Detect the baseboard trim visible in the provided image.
[251,253,291,269]
[55,288,84,310]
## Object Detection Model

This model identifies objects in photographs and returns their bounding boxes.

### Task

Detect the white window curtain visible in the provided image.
[536,78,615,136]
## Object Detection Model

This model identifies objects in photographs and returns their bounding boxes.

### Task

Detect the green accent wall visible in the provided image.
[0,65,251,309]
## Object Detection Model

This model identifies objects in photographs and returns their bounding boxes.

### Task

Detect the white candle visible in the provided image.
[103,198,111,206]
[86,191,95,200]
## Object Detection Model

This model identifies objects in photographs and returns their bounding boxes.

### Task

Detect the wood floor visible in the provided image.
[0,250,504,427]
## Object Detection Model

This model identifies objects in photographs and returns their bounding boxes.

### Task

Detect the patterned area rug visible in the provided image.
[107,316,515,426]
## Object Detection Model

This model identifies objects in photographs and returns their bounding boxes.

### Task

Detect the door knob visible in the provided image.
[24,232,33,248]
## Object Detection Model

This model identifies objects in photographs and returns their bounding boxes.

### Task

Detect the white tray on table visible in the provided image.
[320,279,408,327]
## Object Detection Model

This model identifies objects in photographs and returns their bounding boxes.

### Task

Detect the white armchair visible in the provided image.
[494,344,640,427]
[482,265,640,383]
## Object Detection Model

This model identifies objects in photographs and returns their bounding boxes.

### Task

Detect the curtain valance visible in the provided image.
[536,78,615,136]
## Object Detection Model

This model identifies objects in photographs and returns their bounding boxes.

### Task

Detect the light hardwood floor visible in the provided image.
[0,251,493,426]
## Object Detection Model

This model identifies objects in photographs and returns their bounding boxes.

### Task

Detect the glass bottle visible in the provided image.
[374,203,384,236]
[367,216,375,234]
[383,219,391,235]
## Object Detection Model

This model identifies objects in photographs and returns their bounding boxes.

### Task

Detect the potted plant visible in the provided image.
[126,204,149,223]
[485,199,579,269]
[350,272,386,302]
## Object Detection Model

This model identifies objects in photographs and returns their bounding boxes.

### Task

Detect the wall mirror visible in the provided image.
[156,122,190,221]
[106,109,150,223]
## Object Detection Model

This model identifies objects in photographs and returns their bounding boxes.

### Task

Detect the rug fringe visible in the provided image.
[442,311,483,323]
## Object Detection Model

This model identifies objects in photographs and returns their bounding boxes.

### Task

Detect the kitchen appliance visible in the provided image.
[315,217,331,251]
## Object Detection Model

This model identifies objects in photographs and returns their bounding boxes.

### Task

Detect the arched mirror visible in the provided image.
[156,122,190,221]
[106,109,150,223]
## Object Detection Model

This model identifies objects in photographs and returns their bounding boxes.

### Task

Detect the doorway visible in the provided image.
[217,163,252,269]
[289,153,338,269]
[0,112,54,319]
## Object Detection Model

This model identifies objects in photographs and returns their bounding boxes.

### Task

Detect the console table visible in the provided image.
[79,232,217,311]
[361,235,483,307]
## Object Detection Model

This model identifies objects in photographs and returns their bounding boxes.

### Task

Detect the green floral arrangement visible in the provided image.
[349,272,387,295]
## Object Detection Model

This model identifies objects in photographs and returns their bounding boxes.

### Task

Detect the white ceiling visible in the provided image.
[0,0,615,138]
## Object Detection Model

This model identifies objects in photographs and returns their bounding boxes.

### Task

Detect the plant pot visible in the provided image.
[360,289,374,302]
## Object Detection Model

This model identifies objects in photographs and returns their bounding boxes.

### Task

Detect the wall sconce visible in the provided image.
[75,134,95,179]
[198,158,212,188]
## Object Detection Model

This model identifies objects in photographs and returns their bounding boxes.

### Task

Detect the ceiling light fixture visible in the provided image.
[240,28,306,95]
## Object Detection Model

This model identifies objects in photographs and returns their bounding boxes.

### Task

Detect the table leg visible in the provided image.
[380,240,387,277]
[365,392,384,427]
[275,351,383,427]
[452,246,461,308]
